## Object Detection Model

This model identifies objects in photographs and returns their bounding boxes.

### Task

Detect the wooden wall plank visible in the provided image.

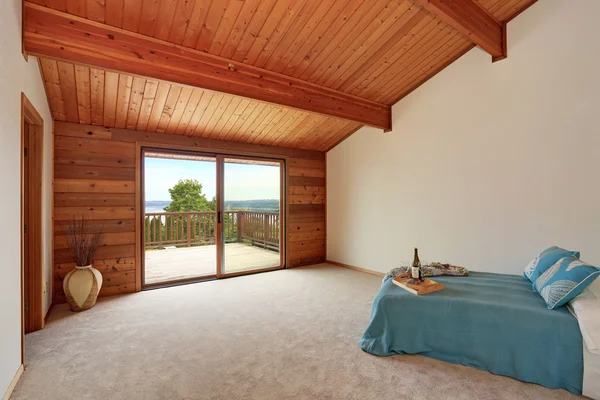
[52,122,325,304]
[54,178,135,193]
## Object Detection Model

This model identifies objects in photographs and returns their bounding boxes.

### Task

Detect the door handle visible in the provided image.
[218,211,221,224]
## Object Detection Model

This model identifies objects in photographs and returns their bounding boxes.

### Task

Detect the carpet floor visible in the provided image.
[13,265,581,400]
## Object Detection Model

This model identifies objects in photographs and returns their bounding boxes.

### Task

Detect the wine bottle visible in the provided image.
[411,248,422,282]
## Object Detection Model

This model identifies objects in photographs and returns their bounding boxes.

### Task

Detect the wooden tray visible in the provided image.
[392,275,444,295]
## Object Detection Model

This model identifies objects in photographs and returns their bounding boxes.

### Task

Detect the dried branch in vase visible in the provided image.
[59,216,104,266]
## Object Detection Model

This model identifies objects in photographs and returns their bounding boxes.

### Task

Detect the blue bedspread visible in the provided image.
[360,272,583,394]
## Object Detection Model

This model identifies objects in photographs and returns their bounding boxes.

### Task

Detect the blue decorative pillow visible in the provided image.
[533,256,600,310]
[523,246,580,285]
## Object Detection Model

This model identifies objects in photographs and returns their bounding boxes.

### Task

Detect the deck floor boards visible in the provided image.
[144,243,281,284]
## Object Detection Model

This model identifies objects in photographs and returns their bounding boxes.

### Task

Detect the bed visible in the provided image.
[359,272,583,395]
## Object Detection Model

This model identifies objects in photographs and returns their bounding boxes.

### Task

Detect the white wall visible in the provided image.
[327,0,600,275]
[0,0,53,396]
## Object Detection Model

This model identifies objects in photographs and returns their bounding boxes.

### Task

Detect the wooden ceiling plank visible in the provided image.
[40,58,68,121]
[125,76,146,130]
[237,104,276,143]
[224,101,260,141]
[492,0,530,21]
[277,0,355,75]
[195,1,229,52]
[272,112,312,146]
[86,0,106,23]
[193,92,225,136]
[105,0,123,28]
[208,0,247,55]
[352,17,440,97]
[114,74,133,129]
[343,13,434,94]
[184,91,214,136]
[229,102,267,142]
[218,98,251,140]
[208,96,243,138]
[325,120,362,150]
[251,0,310,68]
[323,121,363,151]
[251,107,288,144]
[56,61,80,122]
[74,64,92,124]
[247,106,281,143]
[330,5,427,91]
[387,39,473,105]
[229,0,278,62]
[376,30,462,102]
[294,0,389,81]
[156,85,183,132]
[239,0,294,64]
[23,3,391,130]
[103,70,119,126]
[174,88,205,135]
[309,0,407,85]
[122,0,143,32]
[298,117,336,150]
[275,113,322,147]
[135,79,158,131]
[89,67,105,125]
[137,0,161,36]
[165,86,194,133]
[313,119,347,150]
[145,81,171,132]
[357,19,448,99]
[202,95,235,138]
[65,0,86,17]
[415,0,505,61]
[269,110,309,145]
[256,108,295,144]
[373,26,460,102]
[29,0,46,5]
[261,0,327,71]
[383,36,468,103]
[167,0,198,45]
[217,0,262,59]
[181,0,213,48]
[153,0,180,41]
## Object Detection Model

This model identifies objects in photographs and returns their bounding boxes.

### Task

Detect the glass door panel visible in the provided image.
[220,157,283,275]
[142,149,217,286]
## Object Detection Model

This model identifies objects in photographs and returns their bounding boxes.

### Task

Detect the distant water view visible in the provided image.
[145,200,280,213]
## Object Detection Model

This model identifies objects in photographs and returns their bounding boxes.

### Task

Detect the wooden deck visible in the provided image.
[144,243,281,284]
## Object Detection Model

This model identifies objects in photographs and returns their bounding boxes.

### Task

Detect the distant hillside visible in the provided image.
[225,199,279,212]
[145,199,279,213]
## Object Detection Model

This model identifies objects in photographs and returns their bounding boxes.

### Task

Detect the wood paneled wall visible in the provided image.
[53,121,325,303]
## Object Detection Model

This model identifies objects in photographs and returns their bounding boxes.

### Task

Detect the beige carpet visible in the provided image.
[13,265,581,400]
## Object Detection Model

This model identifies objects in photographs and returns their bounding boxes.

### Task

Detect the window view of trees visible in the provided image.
[163,179,216,212]
[144,179,280,250]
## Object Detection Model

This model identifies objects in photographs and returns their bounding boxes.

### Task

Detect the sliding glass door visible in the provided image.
[142,149,284,288]
[142,150,217,286]
[219,156,284,276]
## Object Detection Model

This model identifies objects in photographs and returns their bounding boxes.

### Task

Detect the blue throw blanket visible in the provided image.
[360,272,583,394]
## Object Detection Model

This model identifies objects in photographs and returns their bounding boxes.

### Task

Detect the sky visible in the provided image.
[144,157,280,201]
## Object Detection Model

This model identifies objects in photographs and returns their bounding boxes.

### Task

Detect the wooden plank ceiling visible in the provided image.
[33,0,535,151]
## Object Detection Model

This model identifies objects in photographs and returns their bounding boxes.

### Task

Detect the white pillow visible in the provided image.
[568,279,600,354]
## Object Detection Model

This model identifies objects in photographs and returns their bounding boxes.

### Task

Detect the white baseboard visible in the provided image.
[2,364,23,400]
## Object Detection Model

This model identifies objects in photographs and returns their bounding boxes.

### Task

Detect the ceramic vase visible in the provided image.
[63,265,103,312]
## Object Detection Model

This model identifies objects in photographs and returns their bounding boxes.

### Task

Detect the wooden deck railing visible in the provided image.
[144,211,280,251]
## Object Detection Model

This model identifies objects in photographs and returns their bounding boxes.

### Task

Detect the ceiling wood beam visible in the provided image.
[23,2,391,130]
[416,0,506,62]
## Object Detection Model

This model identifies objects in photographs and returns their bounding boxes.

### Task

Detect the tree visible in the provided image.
[163,179,215,212]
